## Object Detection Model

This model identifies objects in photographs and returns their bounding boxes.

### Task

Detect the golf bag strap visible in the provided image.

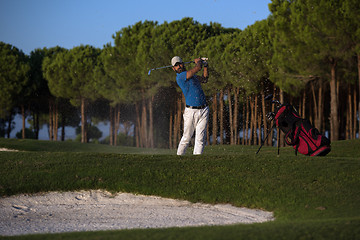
[292,120,304,156]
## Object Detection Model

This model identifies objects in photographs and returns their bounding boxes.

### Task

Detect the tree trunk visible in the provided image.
[228,88,234,145]
[258,103,262,146]
[61,113,65,141]
[212,93,218,145]
[330,60,339,141]
[36,111,40,139]
[114,104,121,146]
[234,87,239,144]
[270,87,276,146]
[7,112,12,138]
[81,98,86,143]
[109,106,114,146]
[302,90,306,118]
[54,102,58,141]
[49,100,53,141]
[249,96,254,145]
[254,95,258,145]
[135,103,140,148]
[318,79,323,132]
[242,96,246,145]
[81,98,88,143]
[245,96,250,145]
[358,53,360,139]
[348,84,353,139]
[169,110,173,149]
[148,96,154,148]
[311,82,319,131]
[173,109,178,149]
[261,90,268,146]
[48,100,57,141]
[21,104,25,139]
[353,87,357,139]
[276,124,280,149]
[207,121,210,145]
[173,99,179,148]
[141,96,148,148]
[347,91,350,139]
[310,80,323,132]
[179,95,184,144]
[33,110,39,139]
[219,89,224,145]
[279,89,285,147]
[174,95,183,147]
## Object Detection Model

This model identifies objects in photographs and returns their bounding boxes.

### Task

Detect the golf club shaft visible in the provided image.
[148,60,201,75]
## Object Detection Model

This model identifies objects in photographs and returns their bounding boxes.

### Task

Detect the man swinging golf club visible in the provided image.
[171,56,209,155]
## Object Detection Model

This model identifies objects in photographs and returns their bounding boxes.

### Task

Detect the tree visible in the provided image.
[233,20,273,146]
[40,46,71,140]
[341,0,360,138]
[221,20,273,146]
[43,45,101,143]
[94,45,123,146]
[110,21,154,148]
[29,48,60,139]
[69,45,101,143]
[0,42,30,138]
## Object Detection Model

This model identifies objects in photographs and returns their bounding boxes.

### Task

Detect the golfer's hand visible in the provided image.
[186,58,202,79]
[203,60,208,67]
[194,58,203,68]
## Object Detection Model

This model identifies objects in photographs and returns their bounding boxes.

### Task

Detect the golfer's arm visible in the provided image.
[202,66,208,83]
[186,63,202,79]
[196,66,208,83]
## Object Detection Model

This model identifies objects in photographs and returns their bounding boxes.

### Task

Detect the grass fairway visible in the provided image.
[0,138,360,239]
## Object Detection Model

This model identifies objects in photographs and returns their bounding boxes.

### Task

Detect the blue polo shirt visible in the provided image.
[176,71,206,107]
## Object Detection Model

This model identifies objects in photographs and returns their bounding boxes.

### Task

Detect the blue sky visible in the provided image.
[1,0,271,55]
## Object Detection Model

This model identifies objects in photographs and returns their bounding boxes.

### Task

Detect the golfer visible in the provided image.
[171,56,209,155]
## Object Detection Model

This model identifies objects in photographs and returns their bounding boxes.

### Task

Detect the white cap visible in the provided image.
[171,56,183,66]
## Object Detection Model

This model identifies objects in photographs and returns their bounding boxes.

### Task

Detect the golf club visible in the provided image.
[147,61,193,76]
[265,94,281,105]
[256,94,278,155]
[147,58,208,76]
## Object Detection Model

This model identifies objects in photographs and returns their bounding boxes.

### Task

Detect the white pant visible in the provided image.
[177,106,209,155]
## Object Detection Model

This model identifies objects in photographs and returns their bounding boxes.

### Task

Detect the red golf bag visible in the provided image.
[274,104,331,156]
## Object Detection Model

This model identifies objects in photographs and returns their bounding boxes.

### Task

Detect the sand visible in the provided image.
[0,190,274,236]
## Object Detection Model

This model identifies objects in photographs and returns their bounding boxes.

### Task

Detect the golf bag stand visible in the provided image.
[256,122,277,155]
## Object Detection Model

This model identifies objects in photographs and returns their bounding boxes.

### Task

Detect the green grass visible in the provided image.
[0,138,359,239]
[0,138,174,154]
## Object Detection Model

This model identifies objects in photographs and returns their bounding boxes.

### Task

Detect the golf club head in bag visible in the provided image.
[266,112,275,121]
[263,94,279,122]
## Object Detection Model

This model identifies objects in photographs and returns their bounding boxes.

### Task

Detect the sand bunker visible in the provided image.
[0,148,19,152]
[0,190,274,236]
